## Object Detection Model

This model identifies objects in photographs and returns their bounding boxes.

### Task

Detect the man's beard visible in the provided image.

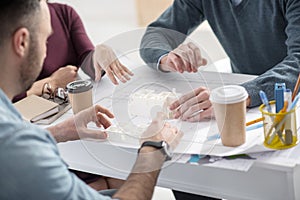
[19,35,42,92]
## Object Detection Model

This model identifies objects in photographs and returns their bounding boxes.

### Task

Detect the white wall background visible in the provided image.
[50,0,138,44]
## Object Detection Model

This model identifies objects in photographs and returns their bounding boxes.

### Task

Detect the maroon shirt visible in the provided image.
[41,3,95,79]
[13,3,95,102]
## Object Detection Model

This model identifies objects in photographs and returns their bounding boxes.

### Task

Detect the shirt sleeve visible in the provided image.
[66,5,95,67]
[1,127,111,200]
[12,92,27,103]
[140,0,205,69]
[80,50,106,80]
[241,0,300,107]
[80,50,96,80]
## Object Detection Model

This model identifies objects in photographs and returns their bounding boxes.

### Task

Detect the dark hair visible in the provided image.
[0,0,41,46]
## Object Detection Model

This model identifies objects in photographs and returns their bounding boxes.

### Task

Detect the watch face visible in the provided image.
[162,141,173,161]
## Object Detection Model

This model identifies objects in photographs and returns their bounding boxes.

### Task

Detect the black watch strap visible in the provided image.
[138,141,172,161]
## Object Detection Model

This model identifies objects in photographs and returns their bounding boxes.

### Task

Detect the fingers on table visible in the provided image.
[108,61,134,84]
[172,87,211,121]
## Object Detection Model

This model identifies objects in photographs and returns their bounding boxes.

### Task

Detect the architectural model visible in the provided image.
[128,89,180,119]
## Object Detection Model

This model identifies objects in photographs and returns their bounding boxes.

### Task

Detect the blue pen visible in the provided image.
[284,89,292,106]
[259,90,272,113]
[267,92,300,144]
[246,123,264,131]
[287,92,300,111]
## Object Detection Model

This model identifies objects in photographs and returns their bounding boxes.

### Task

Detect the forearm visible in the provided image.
[241,55,300,107]
[140,27,175,69]
[114,171,159,200]
[140,0,204,68]
[27,77,52,97]
[242,0,300,107]
[46,120,74,143]
[80,50,96,80]
[80,49,106,80]
[113,147,165,200]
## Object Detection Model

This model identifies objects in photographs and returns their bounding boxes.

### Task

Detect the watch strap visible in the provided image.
[138,141,172,161]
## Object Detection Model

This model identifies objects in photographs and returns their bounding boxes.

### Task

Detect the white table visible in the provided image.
[57,65,300,200]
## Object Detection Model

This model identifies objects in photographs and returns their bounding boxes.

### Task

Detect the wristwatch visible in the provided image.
[139,141,173,161]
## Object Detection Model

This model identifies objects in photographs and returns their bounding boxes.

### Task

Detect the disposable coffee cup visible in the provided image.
[66,80,93,114]
[210,85,248,147]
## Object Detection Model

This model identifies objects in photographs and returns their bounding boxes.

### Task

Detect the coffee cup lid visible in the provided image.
[66,80,93,94]
[210,85,248,104]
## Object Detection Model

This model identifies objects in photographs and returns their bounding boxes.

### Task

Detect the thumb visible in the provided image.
[69,65,78,71]
[200,58,207,66]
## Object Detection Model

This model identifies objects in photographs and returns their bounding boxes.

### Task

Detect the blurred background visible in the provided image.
[50,0,227,63]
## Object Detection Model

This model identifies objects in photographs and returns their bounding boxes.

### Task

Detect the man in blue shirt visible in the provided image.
[140,0,300,122]
[0,1,182,199]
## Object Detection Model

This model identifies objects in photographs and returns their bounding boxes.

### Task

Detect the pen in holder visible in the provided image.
[259,101,298,150]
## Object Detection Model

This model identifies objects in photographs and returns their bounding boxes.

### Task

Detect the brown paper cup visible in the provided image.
[67,80,93,114]
[210,85,248,147]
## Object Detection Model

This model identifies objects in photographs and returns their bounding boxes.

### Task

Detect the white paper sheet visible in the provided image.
[81,62,299,157]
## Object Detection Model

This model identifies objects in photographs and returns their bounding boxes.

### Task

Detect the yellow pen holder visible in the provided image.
[259,101,298,150]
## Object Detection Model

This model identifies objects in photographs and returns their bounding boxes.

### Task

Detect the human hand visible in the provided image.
[169,87,213,122]
[160,42,207,73]
[93,44,134,84]
[140,113,182,150]
[48,105,114,143]
[26,65,77,97]
[49,65,78,89]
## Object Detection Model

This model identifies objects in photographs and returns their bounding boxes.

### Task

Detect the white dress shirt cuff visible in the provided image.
[157,53,169,72]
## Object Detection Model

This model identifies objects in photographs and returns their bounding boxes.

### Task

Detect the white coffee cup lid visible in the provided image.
[210,85,248,104]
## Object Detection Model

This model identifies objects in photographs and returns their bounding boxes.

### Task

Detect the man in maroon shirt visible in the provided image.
[14,2,133,102]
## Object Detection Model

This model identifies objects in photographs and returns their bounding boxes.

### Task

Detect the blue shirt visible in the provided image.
[0,89,111,200]
[140,0,300,107]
